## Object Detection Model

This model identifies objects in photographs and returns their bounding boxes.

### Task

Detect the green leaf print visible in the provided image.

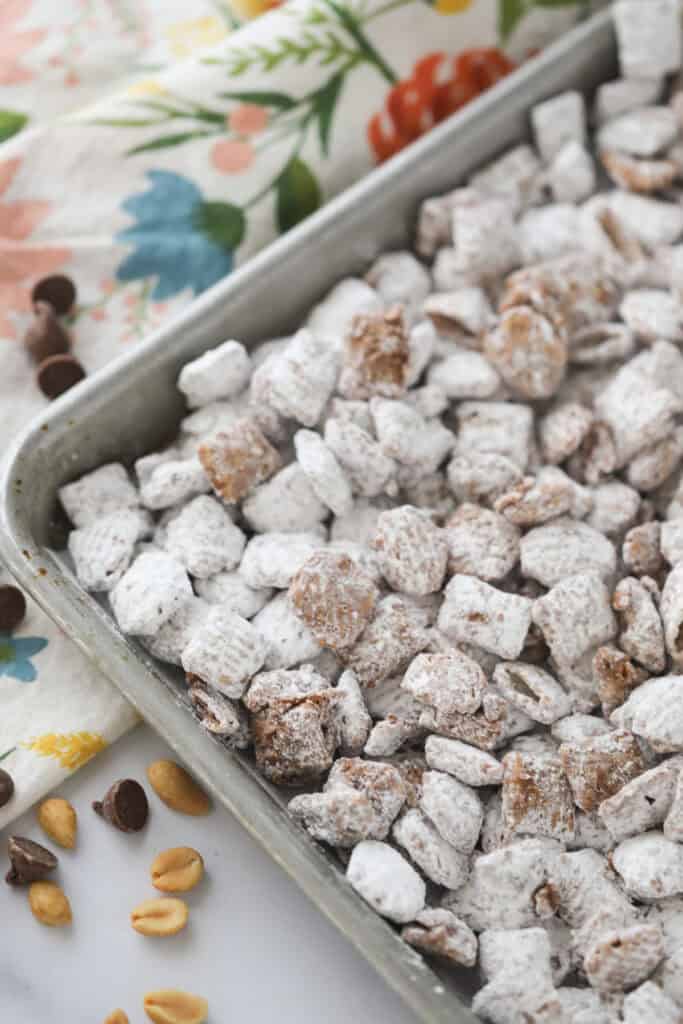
[498,0,527,39]
[0,109,28,143]
[312,72,345,156]
[219,89,297,110]
[126,131,213,155]
[276,157,321,232]
[193,201,246,250]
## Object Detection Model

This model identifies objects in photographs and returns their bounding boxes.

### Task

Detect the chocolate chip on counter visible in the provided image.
[31,274,77,317]
[24,302,71,364]
[0,769,14,809]
[36,353,85,400]
[0,584,26,632]
[93,779,149,832]
[5,835,58,885]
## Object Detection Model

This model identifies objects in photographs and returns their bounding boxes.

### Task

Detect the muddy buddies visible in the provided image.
[57,4,683,1020]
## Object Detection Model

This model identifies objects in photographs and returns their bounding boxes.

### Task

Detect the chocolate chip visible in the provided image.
[6,835,58,885]
[0,585,26,632]
[31,274,77,317]
[36,353,85,400]
[0,769,14,809]
[93,779,148,832]
[24,302,71,363]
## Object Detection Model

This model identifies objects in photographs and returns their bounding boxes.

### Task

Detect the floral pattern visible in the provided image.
[24,731,108,770]
[0,634,48,682]
[0,0,45,86]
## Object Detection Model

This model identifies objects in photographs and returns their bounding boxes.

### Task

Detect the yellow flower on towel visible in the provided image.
[166,16,229,58]
[228,0,283,20]
[24,731,107,771]
[435,0,473,12]
[127,79,167,98]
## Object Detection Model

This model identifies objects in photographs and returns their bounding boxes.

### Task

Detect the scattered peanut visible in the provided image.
[143,989,208,1024]
[151,847,204,893]
[28,881,72,927]
[37,797,77,849]
[104,1012,129,1024]
[147,760,211,816]
[131,896,189,937]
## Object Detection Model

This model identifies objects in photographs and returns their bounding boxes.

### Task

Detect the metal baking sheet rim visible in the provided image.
[1,12,615,1023]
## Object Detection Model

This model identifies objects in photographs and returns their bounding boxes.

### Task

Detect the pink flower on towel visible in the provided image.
[0,0,45,85]
[0,158,71,339]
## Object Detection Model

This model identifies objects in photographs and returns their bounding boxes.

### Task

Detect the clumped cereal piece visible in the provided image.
[423,287,493,339]
[365,251,430,323]
[340,595,430,688]
[521,519,616,587]
[518,203,580,265]
[60,462,139,529]
[242,463,327,534]
[401,908,477,967]
[194,570,272,619]
[493,663,571,725]
[293,429,353,517]
[307,278,382,342]
[531,572,617,680]
[532,91,586,162]
[419,770,483,855]
[425,735,503,787]
[402,651,486,735]
[613,576,666,673]
[245,666,338,785]
[252,592,321,670]
[560,729,646,812]
[612,832,683,900]
[110,552,192,636]
[444,504,520,582]
[494,468,580,528]
[451,195,521,278]
[188,685,250,746]
[334,669,372,756]
[623,522,664,577]
[613,0,682,77]
[455,401,533,471]
[324,418,396,497]
[141,596,210,667]
[427,350,500,400]
[551,714,613,745]
[69,508,149,592]
[584,923,665,993]
[593,645,648,716]
[339,307,409,400]
[539,404,594,466]
[162,495,245,578]
[612,676,683,753]
[501,751,575,842]
[474,928,561,1024]
[601,149,678,193]
[346,840,425,924]
[622,982,683,1024]
[371,398,454,473]
[263,328,338,426]
[372,506,447,595]
[607,191,683,250]
[484,307,567,399]
[239,531,324,590]
[198,419,280,504]
[177,340,251,408]
[598,757,683,842]
[289,550,377,650]
[139,457,211,511]
[447,451,523,505]
[438,575,533,660]
[393,809,469,889]
[598,107,678,158]
[181,605,266,699]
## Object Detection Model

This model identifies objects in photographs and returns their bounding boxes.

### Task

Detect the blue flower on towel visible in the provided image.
[0,635,48,682]
[116,170,245,300]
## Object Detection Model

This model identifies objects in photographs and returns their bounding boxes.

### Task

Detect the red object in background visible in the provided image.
[368,47,516,163]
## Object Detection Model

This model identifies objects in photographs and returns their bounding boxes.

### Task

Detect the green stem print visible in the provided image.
[0,747,16,763]
[498,0,587,40]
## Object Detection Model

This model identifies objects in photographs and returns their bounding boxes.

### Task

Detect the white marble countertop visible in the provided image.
[0,724,419,1024]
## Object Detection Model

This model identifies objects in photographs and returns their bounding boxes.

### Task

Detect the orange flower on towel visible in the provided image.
[0,158,71,339]
[368,47,515,163]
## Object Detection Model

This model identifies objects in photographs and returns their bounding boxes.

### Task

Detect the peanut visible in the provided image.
[143,990,208,1024]
[131,897,188,936]
[28,881,72,927]
[147,760,210,816]
[104,1012,129,1024]
[37,797,77,849]
[151,847,204,893]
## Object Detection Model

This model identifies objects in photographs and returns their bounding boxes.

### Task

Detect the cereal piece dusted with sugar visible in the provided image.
[252,592,321,670]
[584,923,665,993]
[110,551,192,636]
[444,504,520,582]
[289,550,377,650]
[141,594,209,667]
[339,307,409,400]
[138,456,210,510]
[162,495,245,578]
[539,404,594,466]
[425,735,503,786]
[240,531,324,590]
[401,908,477,967]
[307,278,382,342]
[484,307,567,399]
[661,564,683,668]
[423,287,493,339]
[612,832,683,900]
[198,418,280,504]
[340,595,430,688]
[438,575,533,660]
[455,401,533,471]
[622,522,664,577]
[551,714,613,745]
[346,840,425,924]
[365,251,430,323]
[469,143,541,213]
[586,481,639,539]
[518,204,580,265]
[263,328,338,426]
[289,757,405,846]
[620,288,683,344]
[426,350,500,400]
[177,340,251,408]
[447,451,523,505]
[598,758,683,842]
[661,518,683,566]
[664,769,683,842]
[613,576,666,673]
[181,605,266,698]
[532,91,586,162]
[533,574,616,669]
[548,141,596,204]
[493,663,571,725]
[393,809,469,889]
[569,322,635,367]
[494,468,581,528]
[595,77,663,124]
[598,107,678,158]
[334,669,372,756]
[601,149,678,194]
[622,982,683,1024]
[293,430,353,517]
[560,729,646,812]
[419,770,483,854]
[502,750,574,842]
[402,651,486,732]
[451,195,521,278]
[242,463,327,534]
[612,676,683,753]
[593,645,648,716]
[521,519,616,587]
[59,462,139,529]
[324,418,396,497]
[194,570,272,619]
[473,928,560,1024]
[189,684,250,746]
[69,508,149,592]
[372,506,447,595]
[371,398,454,472]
